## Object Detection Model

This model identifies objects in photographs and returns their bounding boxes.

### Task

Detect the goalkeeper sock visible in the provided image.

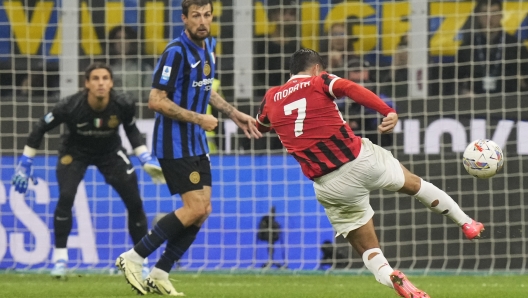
[54,206,73,248]
[154,225,201,273]
[362,248,394,288]
[128,207,148,245]
[133,212,185,258]
[414,179,472,226]
[52,248,68,262]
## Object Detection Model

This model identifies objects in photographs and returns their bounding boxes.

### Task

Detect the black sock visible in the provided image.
[155,225,200,272]
[128,208,148,244]
[134,212,185,258]
[54,207,73,248]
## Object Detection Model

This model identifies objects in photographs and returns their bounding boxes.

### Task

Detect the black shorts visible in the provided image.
[159,154,212,195]
[55,147,141,208]
[57,147,136,184]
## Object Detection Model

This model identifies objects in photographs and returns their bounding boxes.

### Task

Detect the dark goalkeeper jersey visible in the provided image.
[27,90,143,156]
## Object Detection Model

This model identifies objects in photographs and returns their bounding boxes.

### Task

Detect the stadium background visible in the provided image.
[0,0,527,274]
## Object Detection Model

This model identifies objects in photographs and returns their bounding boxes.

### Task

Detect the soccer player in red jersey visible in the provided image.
[256,48,484,298]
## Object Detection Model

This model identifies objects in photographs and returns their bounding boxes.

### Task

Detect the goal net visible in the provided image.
[0,0,527,274]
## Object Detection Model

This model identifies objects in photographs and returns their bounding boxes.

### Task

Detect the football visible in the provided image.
[462,139,504,179]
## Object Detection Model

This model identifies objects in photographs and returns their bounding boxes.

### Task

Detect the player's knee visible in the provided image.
[57,193,76,210]
[54,205,72,218]
[403,174,421,195]
[194,207,209,220]
[184,206,208,222]
[198,206,212,223]
[411,175,422,193]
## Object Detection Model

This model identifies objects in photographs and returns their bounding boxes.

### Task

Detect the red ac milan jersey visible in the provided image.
[256,72,395,180]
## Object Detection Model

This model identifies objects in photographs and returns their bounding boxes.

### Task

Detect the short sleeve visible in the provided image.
[152,48,182,93]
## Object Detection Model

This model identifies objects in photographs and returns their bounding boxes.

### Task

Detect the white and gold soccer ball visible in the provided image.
[463,139,504,179]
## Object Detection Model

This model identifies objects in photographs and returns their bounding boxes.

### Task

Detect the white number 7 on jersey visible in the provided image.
[284,98,306,137]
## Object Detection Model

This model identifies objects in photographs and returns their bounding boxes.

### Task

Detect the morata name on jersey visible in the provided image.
[273,81,311,102]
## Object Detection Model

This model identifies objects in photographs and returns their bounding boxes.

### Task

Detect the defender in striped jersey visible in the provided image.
[116,0,261,295]
[257,49,484,298]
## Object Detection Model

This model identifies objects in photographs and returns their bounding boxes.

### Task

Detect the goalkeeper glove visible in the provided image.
[138,151,166,184]
[12,154,38,194]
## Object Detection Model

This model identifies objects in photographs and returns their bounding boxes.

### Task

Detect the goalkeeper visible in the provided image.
[11,62,164,278]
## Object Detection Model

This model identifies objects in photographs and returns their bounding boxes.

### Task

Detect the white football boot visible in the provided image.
[144,275,185,296]
[115,253,147,295]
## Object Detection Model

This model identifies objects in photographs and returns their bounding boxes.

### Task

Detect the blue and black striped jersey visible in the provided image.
[151,30,216,159]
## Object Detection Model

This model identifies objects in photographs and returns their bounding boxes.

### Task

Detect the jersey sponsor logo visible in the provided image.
[161,66,172,82]
[192,78,214,88]
[77,130,114,137]
[191,60,201,68]
[94,118,102,128]
[204,62,211,76]
[76,122,89,128]
[189,171,200,184]
[44,113,54,123]
[108,115,119,128]
[60,155,73,165]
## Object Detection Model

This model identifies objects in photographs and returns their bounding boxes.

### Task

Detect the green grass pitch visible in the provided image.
[1,272,526,297]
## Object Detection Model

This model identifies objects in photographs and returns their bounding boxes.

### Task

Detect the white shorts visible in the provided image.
[313,138,405,238]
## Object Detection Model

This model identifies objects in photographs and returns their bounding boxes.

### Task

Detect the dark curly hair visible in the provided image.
[182,0,213,16]
[289,48,325,75]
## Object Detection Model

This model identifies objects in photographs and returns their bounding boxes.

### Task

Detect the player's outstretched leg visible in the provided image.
[115,253,147,295]
[390,270,430,298]
[411,177,485,240]
[50,259,67,279]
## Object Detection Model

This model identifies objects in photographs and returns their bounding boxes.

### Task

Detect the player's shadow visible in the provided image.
[254,206,287,269]
[319,235,354,270]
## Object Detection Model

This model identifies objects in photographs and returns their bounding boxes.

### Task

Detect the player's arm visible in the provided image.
[255,96,272,133]
[327,76,397,133]
[12,100,67,193]
[209,89,261,139]
[148,88,217,131]
[255,118,272,133]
